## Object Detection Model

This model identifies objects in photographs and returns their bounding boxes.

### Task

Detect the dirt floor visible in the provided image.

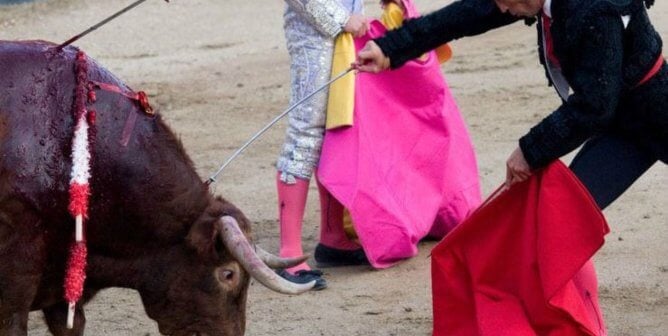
[1,0,666,335]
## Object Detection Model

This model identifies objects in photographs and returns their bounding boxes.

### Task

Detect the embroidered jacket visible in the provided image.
[284,0,351,37]
[375,0,667,168]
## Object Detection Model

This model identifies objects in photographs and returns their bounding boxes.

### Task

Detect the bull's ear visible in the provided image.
[187,216,228,265]
[186,218,224,265]
[186,198,250,265]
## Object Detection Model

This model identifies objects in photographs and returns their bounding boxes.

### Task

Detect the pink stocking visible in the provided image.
[277,173,311,274]
[316,176,360,251]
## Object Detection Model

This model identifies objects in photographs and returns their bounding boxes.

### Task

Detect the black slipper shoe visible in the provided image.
[314,243,370,268]
[276,269,328,290]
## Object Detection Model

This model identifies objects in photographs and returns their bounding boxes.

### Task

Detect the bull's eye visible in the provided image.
[220,269,234,281]
[216,263,241,288]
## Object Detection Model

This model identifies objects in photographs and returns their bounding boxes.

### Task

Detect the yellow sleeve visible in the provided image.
[381,2,453,63]
[435,44,453,63]
[380,3,405,30]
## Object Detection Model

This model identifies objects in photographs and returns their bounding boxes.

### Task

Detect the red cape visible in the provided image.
[432,161,609,335]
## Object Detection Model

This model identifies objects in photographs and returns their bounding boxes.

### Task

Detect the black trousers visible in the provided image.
[569,135,661,210]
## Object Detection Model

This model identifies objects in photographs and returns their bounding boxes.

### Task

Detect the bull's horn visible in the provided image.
[218,216,315,295]
[255,246,309,269]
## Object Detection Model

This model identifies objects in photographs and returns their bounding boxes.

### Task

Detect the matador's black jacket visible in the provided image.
[375,0,667,169]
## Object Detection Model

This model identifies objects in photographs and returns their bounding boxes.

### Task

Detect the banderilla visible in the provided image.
[57,0,169,50]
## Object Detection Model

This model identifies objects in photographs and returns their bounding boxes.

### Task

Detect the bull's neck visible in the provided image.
[86,246,184,290]
[87,182,210,254]
[88,117,212,251]
[85,111,212,288]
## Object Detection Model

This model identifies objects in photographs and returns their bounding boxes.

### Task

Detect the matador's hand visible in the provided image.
[505,147,532,188]
[354,41,390,73]
[344,14,369,37]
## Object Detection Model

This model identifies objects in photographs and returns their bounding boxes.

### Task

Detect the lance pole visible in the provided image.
[206,67,354,185]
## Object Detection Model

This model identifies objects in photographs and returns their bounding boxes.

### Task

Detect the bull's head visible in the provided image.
[137,199,313,336]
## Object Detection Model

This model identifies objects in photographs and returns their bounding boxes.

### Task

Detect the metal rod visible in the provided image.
[206,67,355,185]
[57,0,161,50]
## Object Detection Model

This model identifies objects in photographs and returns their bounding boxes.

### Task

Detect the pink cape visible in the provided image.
[317,20,481,268]
[431,161,609,335]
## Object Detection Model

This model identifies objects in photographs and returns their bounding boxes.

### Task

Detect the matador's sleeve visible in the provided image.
[284,0,350,38]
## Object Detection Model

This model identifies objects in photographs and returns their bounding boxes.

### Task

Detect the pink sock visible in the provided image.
[277,173,311,274]
[316,176,360,251]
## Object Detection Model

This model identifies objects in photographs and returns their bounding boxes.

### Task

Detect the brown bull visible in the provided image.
[0,40,312,336]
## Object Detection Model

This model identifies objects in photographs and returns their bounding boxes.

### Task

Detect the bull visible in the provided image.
[0,40,313,336]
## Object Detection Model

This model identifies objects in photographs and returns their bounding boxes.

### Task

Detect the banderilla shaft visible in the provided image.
[57,0,169,50]
[206,67,355,185]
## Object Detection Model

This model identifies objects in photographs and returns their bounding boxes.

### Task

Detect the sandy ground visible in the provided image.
[0,0,666,335]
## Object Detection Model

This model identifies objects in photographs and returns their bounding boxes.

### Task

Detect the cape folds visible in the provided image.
[431,161,610,335]
[318,17,481,268]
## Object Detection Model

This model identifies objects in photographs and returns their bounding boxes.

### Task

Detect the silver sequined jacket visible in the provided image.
[277,0,361,182]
